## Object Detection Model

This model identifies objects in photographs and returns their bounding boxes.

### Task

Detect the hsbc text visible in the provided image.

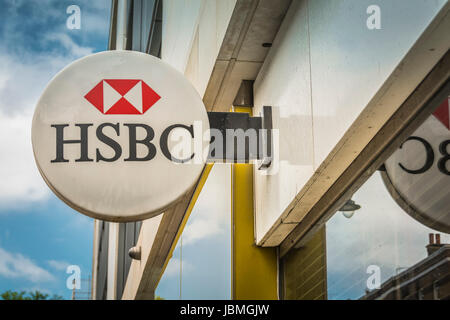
[399,136,450,175]
[50,122,200,164]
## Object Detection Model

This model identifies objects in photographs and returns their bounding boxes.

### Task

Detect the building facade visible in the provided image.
[92,0,450,300]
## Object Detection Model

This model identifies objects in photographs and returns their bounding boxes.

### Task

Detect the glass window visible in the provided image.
[155,164,232,299]
[281,93,449,300]
[326,95,450,300]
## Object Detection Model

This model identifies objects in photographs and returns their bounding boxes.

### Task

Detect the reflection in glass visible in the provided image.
[155,164,231,299]
[326,103,450,299]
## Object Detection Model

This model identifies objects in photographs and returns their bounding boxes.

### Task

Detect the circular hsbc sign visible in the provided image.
[32,51,210,222]
[382,96,450,233]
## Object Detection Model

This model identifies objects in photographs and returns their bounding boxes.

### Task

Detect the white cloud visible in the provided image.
[327,172,450,272]
[82,4,112,34]
[0,33,94,209]
[326,172,450,298]
[183,218,224,246]
[47,260,70,271]
[0,52,67,116]
[0,0,108,210]
[45,33,94,57]
[2,0,110,40]
[0,246,55,282]
[163,257,193,278]
[182,164,231,246]
[0,110,49,208]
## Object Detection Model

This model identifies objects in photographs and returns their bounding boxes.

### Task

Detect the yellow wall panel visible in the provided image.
[232,107,278,300]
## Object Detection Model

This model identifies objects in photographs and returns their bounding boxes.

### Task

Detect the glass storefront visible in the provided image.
[156,164,232,300]
[282,92,450,300]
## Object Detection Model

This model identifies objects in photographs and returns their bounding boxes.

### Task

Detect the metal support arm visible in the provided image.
[206,106,273,169]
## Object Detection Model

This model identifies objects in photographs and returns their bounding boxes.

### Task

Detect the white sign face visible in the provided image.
[32,51,210,222]
[382,96,450,233]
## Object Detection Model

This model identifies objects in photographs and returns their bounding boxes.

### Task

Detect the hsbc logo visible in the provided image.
[84,79,161,114]
[49,79,201,164]
[433,96,450,131]
[32,50,211,221]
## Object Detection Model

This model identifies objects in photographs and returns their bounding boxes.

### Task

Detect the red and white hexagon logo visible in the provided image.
[433,96,450,130]
[84,79,161,114]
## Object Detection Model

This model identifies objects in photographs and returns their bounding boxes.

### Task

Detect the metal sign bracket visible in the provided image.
[206,106,273,169]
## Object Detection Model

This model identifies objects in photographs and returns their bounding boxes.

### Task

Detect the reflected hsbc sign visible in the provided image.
[382,96,450,233]
[397,97,449,176]
[32,51,210,222]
